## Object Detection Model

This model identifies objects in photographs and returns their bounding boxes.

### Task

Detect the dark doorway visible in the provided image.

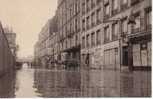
[123,47,128,66]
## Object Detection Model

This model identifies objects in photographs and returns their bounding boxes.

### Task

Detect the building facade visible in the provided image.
[80,0,152,70]
[35,0,151,71]
[56,0,81,69]
[80,0,103,69]
[4,28,17,57]
[34,16,58,69]
[0,22,15,76]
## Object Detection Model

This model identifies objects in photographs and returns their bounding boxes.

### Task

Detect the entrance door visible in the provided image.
[123,47,128,66]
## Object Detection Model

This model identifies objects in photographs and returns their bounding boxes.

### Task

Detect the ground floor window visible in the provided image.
[133,42,151,67]
[104,48,120,69]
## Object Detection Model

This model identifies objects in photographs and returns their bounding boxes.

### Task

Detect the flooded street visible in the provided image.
[0,64,151,97]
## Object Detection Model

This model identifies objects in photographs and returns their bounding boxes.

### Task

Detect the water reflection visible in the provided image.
[34,69,81,97]
[33,69,151,97]
[0,71,15,98]
[0,65,151,97]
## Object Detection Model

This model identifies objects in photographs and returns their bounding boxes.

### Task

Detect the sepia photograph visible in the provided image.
[0,0,151,98]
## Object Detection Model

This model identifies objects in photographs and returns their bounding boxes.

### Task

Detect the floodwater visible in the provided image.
[0,64,151,97]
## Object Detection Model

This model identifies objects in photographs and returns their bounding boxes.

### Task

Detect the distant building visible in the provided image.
[34,16,58,69]
[4,27,17,57]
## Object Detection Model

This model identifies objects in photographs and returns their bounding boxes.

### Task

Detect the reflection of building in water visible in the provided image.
[81,69,151,97]
[34,70,81,97]
[120,71,151,97]
[33,69,151,97]
[0,72,15,98]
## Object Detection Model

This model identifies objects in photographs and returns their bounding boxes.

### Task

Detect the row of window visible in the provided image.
[59,34,80,51]
[82,8,101,31]
[82,8,152,48]
[104,0,142,19]
[58,1,80,30]
[82,29,101,48]
[59,17,80,41]
[104,10,151,43]
[82,0,102,15]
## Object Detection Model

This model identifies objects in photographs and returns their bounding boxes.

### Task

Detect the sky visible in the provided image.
[0,0,58,58]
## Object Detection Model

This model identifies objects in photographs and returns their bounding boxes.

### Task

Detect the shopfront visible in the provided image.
[128,32,151,70]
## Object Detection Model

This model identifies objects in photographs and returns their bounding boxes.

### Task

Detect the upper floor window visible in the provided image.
[104,26,110,43]
[96,8,101,24]
[82,37,85,48]
[82,2,86,14]
[91,12,95,26]
[104,3,110,18]
[112,23,118,40]
[75,19,78,32]
[91,0,95,8]
[121,0,128,10]
[112,0,118,10]
[86,34,90,47]
[91,32,95,46]
[121,19,128,34]
[133,13,141,32]
[145,7,152,29]
[86,16,90,29]
[96,30,101,45]
[82,19,85,31]
[86,0,90,12]
[96,0,102,5]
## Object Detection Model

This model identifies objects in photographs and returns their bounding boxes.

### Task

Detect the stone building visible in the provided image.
[4,27,17,57]
[34,16,58,69]
[35,0,151,70]
[80,0,103,69]
[80,0,152,70]
[56,0,81,69]
[0,22,15,76]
